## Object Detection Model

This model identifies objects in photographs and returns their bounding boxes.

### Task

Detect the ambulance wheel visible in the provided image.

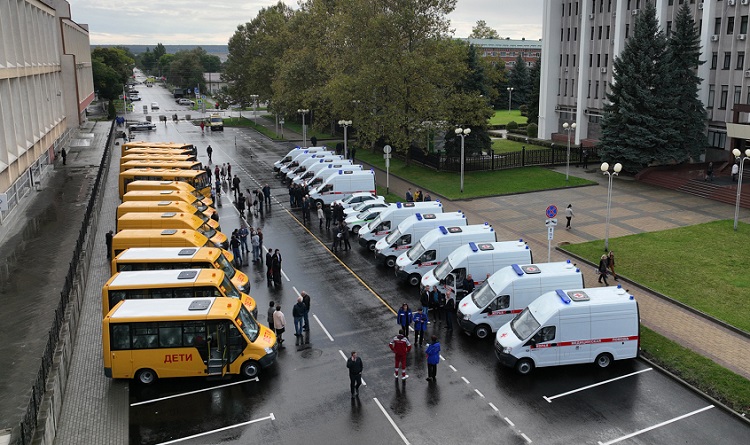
[408,274,421,286]
[385,256,397,268]
[474,325,491,339]
[515,359,534,375]
[136,368,157,385]
[241,360,261,379]
[367,240,376,251]
[595,353,613,369]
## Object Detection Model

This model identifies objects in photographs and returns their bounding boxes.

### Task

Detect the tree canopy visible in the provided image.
[469,20,500,39]
[91,47,134,100]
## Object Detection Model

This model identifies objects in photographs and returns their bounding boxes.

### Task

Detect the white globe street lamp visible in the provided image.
[507,87,514,111]
[455,127,471,193]
[732,148,750,231]
[601,161,622,251]
[297,109,309,147]
[338,120,352,159]
[250,94,259,125]
[563,122,576,182]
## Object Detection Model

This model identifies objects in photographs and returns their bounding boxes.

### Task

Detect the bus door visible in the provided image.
[110,324,135,378]
[206,321,229,376]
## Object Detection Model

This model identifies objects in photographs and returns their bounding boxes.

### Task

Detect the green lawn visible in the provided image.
[490,109,528,126]
[222,117,283,140]
[561,220,750,331]
[490,138,541,153]
[263,114,335,140]
[355,148,595,200]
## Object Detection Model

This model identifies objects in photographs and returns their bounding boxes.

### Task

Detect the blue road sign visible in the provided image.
[546,205,558,218]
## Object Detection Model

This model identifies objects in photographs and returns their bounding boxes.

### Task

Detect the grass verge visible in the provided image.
[490,110,528,126]
[640,326,750,417]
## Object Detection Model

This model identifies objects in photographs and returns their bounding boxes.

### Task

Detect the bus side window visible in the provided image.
[159,324,182,348]
[111,325,131,350]
[132,324,158,349]
[193,287,216,298]
[174,287,194,299]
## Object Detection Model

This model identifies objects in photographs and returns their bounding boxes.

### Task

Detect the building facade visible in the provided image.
[0,0,93,205]
[464,38,543,68]
[539,0,746,151]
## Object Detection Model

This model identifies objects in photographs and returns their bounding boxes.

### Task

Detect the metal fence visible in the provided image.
[408,145,603,172]
[13,121,113,445]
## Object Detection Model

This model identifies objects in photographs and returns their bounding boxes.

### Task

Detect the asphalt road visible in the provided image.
[123,82,750,445]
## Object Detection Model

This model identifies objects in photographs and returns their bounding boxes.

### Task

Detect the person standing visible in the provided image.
[608,251,619,281]
[265,248,274,285]
[732,162,739,182]
[61,148,67,165]
[272,249,282,285]
[267,301,276,328]
[332,223,341,252]
[598,254,610,286]
[200,121,205,134]
[206,145,212,162]
[238,224,249,255]
[582,149,589,169]
[405,188,414,202]
[227,163,232,180]
[263,184,271,206]
[220,163,226,181]
[237,192,246,218]
[396,303,413,340]
[251,230,261,262]
[346,351,363,398]
[232,175,241,202]
[341,221,352,251]
[425,336,441,382]
[420,287,431,315]
[444,288,455,332]
[317,202,324,229]
[705,162,714,182]
[301,291,311,331]
[389,329,412,380]
[413,310,428,346]
[292,296,306,338]
[273,304,286,348]
[230,233,242,267]
[324,204,332,230]
[105,230,114,259]
[301,195,310,224]
[565,204,574,230]
[214,165,220,181]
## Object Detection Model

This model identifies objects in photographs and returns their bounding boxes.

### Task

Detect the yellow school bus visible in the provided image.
[111,247,249,293]
[101,269,257,319]
[116,212,227,249]
[121,191,216,219]
[120,150,197,164]
[103,297,276,383]
[116,201,219,231]
[120,160,204,171]
[119,168,211,199]
[122,141,196,156]
[124,182,213,208]
[111,229,234,263]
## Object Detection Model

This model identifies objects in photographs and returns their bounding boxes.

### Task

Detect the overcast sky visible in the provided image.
[70,0,543,46]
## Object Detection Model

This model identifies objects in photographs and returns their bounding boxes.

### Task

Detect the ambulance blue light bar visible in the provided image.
[556,289,572,304]
[469,242,478,252]
[511,264,524,276]
[415,213,423,221]
[438,226,448,234]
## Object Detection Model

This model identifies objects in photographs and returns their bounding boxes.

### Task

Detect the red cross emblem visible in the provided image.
[500,332,507,338]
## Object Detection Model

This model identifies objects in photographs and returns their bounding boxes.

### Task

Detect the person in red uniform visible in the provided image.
[389,329,412,380]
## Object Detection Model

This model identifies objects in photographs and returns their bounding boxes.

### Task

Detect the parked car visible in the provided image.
[128,121,156,132]
[150,102,159,110]
[177,98,195,106]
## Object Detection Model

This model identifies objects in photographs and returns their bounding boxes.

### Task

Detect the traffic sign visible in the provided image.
[546,205,558,218]
[545,218,558,227]
[383,145,392,154]
[548,226,554,240]
[194,87,199,95]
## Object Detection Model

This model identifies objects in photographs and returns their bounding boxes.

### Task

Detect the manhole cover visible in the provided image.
[299,348,322,359]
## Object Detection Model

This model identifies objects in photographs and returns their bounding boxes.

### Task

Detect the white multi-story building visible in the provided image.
[0,0,93,203]
[539,0,747,152]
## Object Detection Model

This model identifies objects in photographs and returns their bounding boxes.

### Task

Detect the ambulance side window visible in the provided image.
[399,234,411,245]
[454,268,467,283]
[377,221,391,232]
[322,184,333,193]
[532,326,556,343]
[488,295,510,311]
[421,250,436,262]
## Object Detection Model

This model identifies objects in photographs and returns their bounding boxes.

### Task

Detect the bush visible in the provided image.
[519,105,528,116]
[527,123,538,138]
[506,121,518,131]
[107,101,116,119]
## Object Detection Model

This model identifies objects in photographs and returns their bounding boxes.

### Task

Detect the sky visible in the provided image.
[69,0,544,46]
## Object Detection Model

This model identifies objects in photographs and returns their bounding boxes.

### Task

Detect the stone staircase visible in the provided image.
[638,164,750,209]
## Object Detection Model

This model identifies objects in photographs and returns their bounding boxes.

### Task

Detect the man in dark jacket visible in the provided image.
[292,296,307,337]
[425,336,441,381]
[265,247,274,285]
[301,291,311,331]
[346,351,363,398]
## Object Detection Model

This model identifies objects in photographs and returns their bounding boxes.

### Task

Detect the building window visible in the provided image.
[566,54,570,66]
[724,52,731,69]
[598,26,603,39]
[567,28,571,41]
[588,80,591,98]
[564,79,568,96]
[573,54,577,66]
[608,0,612,12]
[576,2,579,15]
[728,17,735,35]
[558,78,561,96]
[669,0,674,5]
[746,87,750,105]
[714,18,721,36]
[595,80,600,99]
[711,52,718,69]
[720,85,729,109]
[742,16,749,34]
[560,54,563,66]
[604,54,609,66]
[568,2,572,16]
[667,21,672,36]
[708,84,715,109]
[574,28,578,41]
[738,51,745,70]
[592,0,596,13]
[606,25,611,39]
[626,24,630,39]
[561,28,564,41]
[597,54,601,67]
[735,86,742,106]
[590,53,593,67]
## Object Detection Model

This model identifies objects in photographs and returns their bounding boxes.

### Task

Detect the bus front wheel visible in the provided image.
[136,368,157,384]
[241,360,261,379]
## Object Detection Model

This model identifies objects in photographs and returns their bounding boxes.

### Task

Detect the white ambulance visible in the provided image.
[421,240,532,295]
[286,153,340,182]
[273,147,321,172]
[309,170,376,206]
[279,148,329,175]
[457,261,582,339]
[357,201,443,251]
[494,285,640,375]
[306,163,362,188]
[293,159,353,186]
[344,207,388,235]
[394,224,496,286]
[374,212,467,268]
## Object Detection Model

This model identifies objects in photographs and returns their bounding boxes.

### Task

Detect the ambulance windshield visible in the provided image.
[510,307,540,341]
[384,228,403,244]
[471,280,496,307]
[432,257,453,281]
[406,240,426,261]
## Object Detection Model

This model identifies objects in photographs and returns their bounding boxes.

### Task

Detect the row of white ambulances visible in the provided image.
[394,223,497,286]
[292,159,354,186]
[286,153,343,182]
[358,201,444,250]
[374,211,467,267]
[494,286,640,374]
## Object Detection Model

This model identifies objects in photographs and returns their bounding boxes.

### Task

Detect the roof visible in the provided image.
[115,247,207,261]
[108,297,239,320]
[462,38,543,49]
[107,269,223,287]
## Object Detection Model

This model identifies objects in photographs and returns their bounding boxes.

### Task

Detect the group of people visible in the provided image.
[597,251,618,286]
[265,248,283,286]
[267,291,312,349]
[405,188,432,202]
[229,224,264,267]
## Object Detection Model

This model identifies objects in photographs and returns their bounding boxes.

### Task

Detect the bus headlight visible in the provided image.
[265,347,275,354]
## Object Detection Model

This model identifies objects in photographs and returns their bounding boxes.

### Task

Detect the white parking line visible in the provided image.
[130,378,259,406]
[543,368,652,403]
[489,402,499,412]
[313,314,334,341]
[474,389,485,398]
[292,286,300,297]
[521,432,532,443]
[504,417,515,427]
[373,397,410,445]
[281,269,290,282]
[155,413,275,444]
[449,365,457,372]
[337,349,367,386]
[461,376,470,385]
[597,405,714,445]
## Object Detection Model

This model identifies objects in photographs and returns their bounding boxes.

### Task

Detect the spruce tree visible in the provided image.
[600,1,676,172]
[508,54,530,108]
[527,58,541,125]
[665,2,706,163]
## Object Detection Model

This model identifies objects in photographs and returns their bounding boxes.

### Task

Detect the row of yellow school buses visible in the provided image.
[102,141,277,385]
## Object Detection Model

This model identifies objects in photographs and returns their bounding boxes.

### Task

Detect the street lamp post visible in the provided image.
[338,120,352,159]
[297,109,309,147]
[601,162,622,252]
[563,122,576,182]
[455,127,471,193]
[250,94,259,125]
[732,148,750,231]
[507,87,514,111]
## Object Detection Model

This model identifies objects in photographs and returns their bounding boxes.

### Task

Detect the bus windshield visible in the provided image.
[192,200,208,212]
[510,308,540,341]
[432,257,453,281]
[471,280,496,308]
[215,254,236,279]
[406,240,426,261]
[200,225,217,239]
[220,275,242,299]
[236,305,260,343]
